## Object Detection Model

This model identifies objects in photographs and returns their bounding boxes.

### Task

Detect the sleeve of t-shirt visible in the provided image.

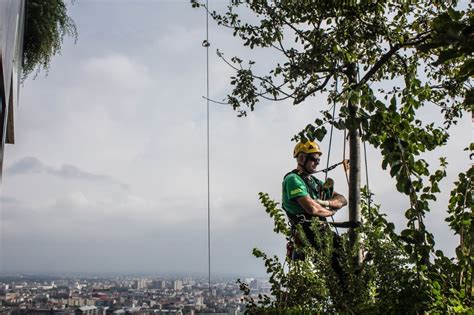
[284,175,309,200]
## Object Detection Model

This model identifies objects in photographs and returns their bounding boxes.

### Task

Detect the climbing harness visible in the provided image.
[283,169,333,261]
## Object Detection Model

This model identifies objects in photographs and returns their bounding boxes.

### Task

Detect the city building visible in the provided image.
[75,306,99,315]
[152,281,166,290]
[171,281,181,292]
[132,281,146,291]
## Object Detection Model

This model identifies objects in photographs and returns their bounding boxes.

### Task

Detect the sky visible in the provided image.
[0,0,471,277]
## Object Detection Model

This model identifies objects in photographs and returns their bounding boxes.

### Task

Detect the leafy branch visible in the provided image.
[23,0,77,80]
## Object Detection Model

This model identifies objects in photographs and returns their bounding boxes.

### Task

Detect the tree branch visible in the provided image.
[217,51,296,99]
[266,1,313,44]
[349,32,431,91]
[294,73,334,104]
[357,44,401,88]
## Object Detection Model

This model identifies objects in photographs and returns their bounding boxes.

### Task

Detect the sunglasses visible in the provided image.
[306,156,321,163]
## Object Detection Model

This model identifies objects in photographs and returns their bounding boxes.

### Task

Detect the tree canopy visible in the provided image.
[193,0,473,312]
[22,0,77,80]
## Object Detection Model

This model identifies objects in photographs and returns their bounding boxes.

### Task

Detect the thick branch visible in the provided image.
[355,32,431,89]
[357,44,401,88]
[294,72,335,104]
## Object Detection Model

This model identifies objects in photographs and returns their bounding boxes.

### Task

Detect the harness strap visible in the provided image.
[284,170,313,224]
[283,169,328,227]
[315,159,350,174]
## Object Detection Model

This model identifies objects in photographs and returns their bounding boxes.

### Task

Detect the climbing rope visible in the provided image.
[323,103,337,182]
[362,131,372,219]
[343,129,350,186]
[316,160,348,174]
[204,0,211,296]
[356,65,372,221]
[322,71,341,235]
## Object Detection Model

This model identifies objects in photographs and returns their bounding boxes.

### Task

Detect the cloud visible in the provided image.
[82,53,152,94]
[5,156,128,190]
[4,156,45,175]
[0,196,19,205]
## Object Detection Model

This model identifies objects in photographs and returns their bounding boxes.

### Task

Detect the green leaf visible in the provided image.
[390,163,402,177]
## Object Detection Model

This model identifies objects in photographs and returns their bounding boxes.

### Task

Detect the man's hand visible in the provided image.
[327,192,348,210]
[316,199,330,207]
[296,196,335,217]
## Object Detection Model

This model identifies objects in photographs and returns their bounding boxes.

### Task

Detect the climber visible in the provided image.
[282,140,347,271]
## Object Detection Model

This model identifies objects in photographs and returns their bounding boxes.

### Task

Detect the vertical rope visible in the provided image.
[324,105,336,181]
[362,134,372,220]
[205,0,211,297]
[324,71,339,235]
[356,66,372,220]
[343,129,349,186]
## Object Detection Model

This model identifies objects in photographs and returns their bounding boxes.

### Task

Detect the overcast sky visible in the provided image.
[0,0,471,277]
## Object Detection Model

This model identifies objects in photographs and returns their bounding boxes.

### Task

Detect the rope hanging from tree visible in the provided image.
[203,0,211,297]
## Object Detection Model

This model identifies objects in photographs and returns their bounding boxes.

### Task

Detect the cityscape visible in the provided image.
[0,274,271,315]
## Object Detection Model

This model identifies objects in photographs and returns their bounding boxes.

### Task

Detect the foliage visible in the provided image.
[191,0,472,312]
[22,0,77,80]
[418,7,474,109]
[241,188,472,313]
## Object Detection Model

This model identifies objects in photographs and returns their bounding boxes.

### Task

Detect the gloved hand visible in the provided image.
[316,199,330,207]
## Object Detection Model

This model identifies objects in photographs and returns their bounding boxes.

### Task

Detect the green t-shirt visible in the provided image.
[282,172,325,215]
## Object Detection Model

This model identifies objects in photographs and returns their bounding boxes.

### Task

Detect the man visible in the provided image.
[282,140,347,262]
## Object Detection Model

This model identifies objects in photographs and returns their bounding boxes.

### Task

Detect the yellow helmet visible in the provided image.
[293,140,322,158]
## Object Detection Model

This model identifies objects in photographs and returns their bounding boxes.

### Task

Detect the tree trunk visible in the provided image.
[347,63,362,265]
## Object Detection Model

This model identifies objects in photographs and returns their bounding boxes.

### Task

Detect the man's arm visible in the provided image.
[326,191,347,210]
[316,191,347,209]
[296,195,336,217]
